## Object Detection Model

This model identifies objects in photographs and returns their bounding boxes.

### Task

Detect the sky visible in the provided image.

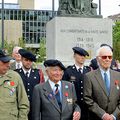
[35,0,120,18]
[0,0,120,18]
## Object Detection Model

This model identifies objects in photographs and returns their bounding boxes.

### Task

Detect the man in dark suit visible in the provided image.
[84,46,120,120]
[32,59,81,120]
[15,49,43,120]
[62,47,91,120]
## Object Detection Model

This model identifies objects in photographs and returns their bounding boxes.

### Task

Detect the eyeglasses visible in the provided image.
[100,56,112,60]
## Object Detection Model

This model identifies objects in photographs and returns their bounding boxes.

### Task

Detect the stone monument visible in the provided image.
[46,0,112,66]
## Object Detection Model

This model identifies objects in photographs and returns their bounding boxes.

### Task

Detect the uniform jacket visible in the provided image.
[32,80,80,120]
[15,68,40,103]
[84,68,120,120]
[0,70,29,120]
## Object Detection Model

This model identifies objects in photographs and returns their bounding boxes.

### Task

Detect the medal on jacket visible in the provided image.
[10,88,16,96]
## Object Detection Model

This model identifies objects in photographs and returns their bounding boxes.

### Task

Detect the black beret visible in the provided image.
[44,59,66,70]
[0,49,12,62]
[19,49,36,62]
[72,47,89,56]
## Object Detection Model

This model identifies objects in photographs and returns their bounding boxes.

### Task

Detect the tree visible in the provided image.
[113,21,120,61]
[0,37,25,56]
[36,38,46,63]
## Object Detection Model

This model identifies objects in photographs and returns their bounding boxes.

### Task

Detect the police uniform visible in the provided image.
[15,49,41,120]
[0,49,29,120]
[62,47,91,120]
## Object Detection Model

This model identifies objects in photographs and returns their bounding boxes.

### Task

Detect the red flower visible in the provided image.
[64,92,68,97]
[115,80,119,85]
[10,81,15,86]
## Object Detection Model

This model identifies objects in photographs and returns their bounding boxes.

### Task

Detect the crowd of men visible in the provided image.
[0,44,120,120]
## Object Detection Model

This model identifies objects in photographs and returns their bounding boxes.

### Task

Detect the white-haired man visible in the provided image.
[84,46,120,120]
[10,46,22,70]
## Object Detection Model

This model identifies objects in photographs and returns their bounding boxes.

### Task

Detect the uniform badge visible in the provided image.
[47,92,54,100]
[65,85,68,89]
[10,81,15,86]
[34,76,36,79]
[115,80,119,90]
[70,76,76,83]
[10,88,16,96]
[64,92,68,97]
[67,98,73,104]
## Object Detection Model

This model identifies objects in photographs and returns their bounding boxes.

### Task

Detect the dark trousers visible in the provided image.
[78,101,89,120]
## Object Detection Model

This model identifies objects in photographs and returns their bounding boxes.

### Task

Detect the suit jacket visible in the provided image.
[10,61,16,70]
[32,80,80,120]
[10,61,22,70]
[84,68,120,120]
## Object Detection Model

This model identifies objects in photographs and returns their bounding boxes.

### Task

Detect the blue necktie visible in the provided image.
[55,84,61,109]
[104,72,110,95]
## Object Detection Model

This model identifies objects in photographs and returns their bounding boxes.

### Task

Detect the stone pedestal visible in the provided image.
[46,17,113,66]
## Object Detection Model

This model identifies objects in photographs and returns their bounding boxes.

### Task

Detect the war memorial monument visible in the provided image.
[46,0,112,65]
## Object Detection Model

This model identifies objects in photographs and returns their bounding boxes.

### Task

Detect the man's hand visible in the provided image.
[102,113,114,120]
[73,111,80,120]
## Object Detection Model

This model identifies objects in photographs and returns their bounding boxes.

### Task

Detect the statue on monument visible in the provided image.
[58,0,99,17]
[58,0,81,15]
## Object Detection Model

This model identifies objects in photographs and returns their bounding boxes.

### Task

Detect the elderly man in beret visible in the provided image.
[15,49,44,120]
[63,47,91,120]
[0,49,29,120]
[32,59,81,120]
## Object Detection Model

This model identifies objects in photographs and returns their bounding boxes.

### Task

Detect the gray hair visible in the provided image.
[96,46,113,57]
[13,46,22,53]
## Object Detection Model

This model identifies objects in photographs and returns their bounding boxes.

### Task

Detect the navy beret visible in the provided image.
[44,59,66,70]
[72,47,89,56]
[19,49,36,62]
[0,49,12,62]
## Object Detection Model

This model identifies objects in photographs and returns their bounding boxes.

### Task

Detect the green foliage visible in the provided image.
[18,37,25,48]
[113,21,120,61]
[4,40,15,55]
[36,38,46,63]
[1,37,25,56]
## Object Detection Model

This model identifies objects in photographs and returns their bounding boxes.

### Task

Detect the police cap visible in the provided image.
[44,59,66,70]
[72,47,89,56]
[0,49,12,62]
[19,49,36,62]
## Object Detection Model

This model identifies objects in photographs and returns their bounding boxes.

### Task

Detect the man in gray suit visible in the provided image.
[84,46,120,120]
[32,59,81,120]
[10,46,22,70]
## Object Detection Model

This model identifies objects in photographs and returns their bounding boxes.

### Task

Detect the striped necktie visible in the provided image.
[55,84,61,109]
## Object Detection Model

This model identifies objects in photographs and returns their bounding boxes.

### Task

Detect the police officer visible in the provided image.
[62,47,91,120]
[0,49,29,120]
[15,49,43,120]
